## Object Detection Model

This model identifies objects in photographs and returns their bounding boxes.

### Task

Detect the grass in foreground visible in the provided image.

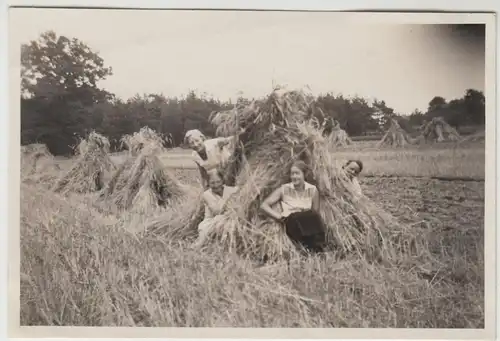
[20,175,484,328]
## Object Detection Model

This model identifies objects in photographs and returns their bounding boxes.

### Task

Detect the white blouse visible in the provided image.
[191,136,236,172]
[279,182,318,217]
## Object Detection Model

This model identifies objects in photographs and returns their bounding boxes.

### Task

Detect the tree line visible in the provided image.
[20,31,486,156]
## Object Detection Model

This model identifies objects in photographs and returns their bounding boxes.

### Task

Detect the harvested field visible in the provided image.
[19,139,485,328]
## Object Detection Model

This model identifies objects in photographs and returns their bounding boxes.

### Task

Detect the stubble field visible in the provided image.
[20,141,485,328]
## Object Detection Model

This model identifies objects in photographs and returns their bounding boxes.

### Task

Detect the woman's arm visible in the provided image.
[217,136,236,149]
[260,186,284,221]
[352,178,363,197]
[195,161,209,190]
[311,187,320,212]
[219,187,239,211]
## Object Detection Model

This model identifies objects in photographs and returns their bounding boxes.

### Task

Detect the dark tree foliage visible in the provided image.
[21,31,113,154]
[21,32,486,155]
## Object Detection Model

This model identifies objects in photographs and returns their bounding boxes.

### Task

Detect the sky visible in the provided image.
[11,9,486,114]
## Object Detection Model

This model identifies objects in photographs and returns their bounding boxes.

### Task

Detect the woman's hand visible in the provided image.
[275,213,286,223]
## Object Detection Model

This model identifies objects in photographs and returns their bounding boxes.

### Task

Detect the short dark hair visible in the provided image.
[343,159,363,173]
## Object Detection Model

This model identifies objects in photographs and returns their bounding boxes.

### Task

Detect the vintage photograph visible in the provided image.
[15,8,488,329]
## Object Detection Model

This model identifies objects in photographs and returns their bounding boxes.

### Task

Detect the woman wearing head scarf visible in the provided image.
[184,129,245,189]
[195,168,239,246]
[260,161,326,253]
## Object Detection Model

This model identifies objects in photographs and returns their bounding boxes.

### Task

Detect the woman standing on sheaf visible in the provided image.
[260,161,327,254]
[184,129,246,189]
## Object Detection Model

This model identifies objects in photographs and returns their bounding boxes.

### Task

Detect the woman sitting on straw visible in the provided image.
[184,129,241,188]
[260,161,326,253]
[196,168,239,245]
[342,160,364,197]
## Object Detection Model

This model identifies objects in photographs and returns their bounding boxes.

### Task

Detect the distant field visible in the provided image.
[106,141,485,180]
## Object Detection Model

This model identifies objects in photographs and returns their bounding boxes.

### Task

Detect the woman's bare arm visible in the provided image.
[260,186,284,221]
[217,136,236,148]
[312,187,320,212]
[195,161,209,190]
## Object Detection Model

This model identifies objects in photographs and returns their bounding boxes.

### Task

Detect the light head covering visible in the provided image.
[184,129,206,146]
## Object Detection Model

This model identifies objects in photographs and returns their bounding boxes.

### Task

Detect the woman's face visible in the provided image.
[208,173,224,192]
[290,166,305,186]
[189,135,205,152]
[345,162,361,178]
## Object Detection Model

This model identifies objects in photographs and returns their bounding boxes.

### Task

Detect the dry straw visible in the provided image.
[143,184,204,241]
[419,116,461,143]
[326,119,353,147]
[100,127,186,216]
[21,143,53,174]
[377,119,415,148]
[21,143,61,186]
[120,126,167,156]
[52,131,116,194]
[196,88,431,265]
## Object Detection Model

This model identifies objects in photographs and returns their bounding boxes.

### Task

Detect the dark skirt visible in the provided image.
[283,210,326,253]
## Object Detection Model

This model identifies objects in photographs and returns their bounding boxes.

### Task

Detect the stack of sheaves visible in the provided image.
[198,88,430,265]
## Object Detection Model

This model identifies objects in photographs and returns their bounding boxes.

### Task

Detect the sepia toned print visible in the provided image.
[12,8,493,334]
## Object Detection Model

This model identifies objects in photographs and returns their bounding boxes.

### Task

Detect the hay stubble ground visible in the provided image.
[20,142,485,328]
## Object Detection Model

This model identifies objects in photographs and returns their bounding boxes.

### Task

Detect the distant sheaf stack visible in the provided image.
[21,143,61,186]
[377,119,415,148]
[325,118,352,147]
[419,117,461,143]
[52,131,116,194]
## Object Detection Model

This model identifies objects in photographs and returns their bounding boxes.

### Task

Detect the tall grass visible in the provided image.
[20,183,483,327]
[19,142,485,328]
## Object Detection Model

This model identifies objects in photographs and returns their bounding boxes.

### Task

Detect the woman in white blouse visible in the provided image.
[260,161,326,253]
[195,168,239,246]
[184,129,245,189]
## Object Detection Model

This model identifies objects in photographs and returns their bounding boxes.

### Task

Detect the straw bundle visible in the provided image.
[99,144,185,215]
[21,143,59,175]
[377,119,413,148]
[120,126,166,156]
[210,88,315,149]
[208,88,318,184]
[143,184,204,241]
[21,144,62,188]
[52,132,116,194]
[327,120,352,147]
[198,92,428,264]
[419,117,461,143]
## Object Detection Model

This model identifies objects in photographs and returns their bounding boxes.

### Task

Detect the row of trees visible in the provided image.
[20,31,486,156]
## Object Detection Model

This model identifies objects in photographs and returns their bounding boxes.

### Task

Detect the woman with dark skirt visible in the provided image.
[260,161,327,253]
